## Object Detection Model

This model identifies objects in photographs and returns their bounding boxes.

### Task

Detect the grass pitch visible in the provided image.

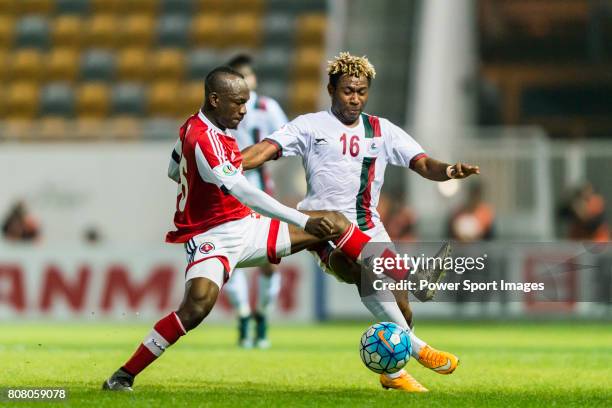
[1,321,610,407]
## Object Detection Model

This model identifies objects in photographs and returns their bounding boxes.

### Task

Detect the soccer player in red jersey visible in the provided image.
[102,67,372,391]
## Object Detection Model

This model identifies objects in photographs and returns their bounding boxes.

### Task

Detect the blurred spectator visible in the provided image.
[1,200,41,242]
[559,182,610,242]
[378,192,418,241]
[448,182,495,242]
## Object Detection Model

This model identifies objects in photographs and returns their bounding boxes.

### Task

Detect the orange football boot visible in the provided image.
[416,345,459,374]
[379,371,428,392]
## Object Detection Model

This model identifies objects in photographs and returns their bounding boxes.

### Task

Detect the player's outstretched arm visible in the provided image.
[412,156,480,181]
[240,140,280,170]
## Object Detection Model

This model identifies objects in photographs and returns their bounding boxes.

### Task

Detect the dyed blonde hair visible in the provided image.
[327,52,376,86]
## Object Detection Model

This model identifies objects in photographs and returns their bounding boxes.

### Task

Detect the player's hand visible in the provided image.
[305,216,335,238]
[449,162,480,179]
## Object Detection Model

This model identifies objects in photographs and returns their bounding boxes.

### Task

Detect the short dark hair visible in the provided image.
[227,53,253,70]
[204,66,244,96]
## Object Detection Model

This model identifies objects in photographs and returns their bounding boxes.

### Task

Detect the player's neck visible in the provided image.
[331,107,360,128]
[200,108,226,131]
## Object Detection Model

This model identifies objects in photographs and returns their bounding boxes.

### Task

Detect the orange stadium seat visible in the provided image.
[108,116,143,140]
[196,0,265,14]
[90,0,122,14]
[295,13,327,46]
[38,117,69,141]
[224,13,261,48]
[9,49,43,82]
[116,48,150,81]
[6,82,40,119]
[52,15,83,49]
[289,79,320,116]
[75,117,105,139]
[292,46,324,79]
[190,13,224,48]
[3,120,34,142]
[120,0,158,16]
[86,14,119,48]
[0,0,17,15]
[47,48,80,82]
[151,49,186,81]
[148,81,181,117]
[17,0,55,15]
[180,81,204,117]
[76,83,111,118]
[0,16,15,48]
[121,15,155,49]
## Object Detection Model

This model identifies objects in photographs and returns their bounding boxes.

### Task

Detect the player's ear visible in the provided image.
[208,92,219,108]
[327,83,335,97]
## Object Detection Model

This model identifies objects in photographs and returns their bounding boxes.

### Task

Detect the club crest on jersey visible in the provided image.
[199,242,215,254]
[222,163,237,176]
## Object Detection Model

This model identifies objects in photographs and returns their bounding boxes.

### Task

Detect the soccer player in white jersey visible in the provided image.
[223,54,289,349]
[241,53,480,392]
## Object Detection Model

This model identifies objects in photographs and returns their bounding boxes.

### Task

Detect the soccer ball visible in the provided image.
[359,322,411,374]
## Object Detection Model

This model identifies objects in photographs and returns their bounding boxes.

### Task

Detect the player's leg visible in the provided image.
[223,268,253,347]
[253,264,279,348]
[103,259,225,391]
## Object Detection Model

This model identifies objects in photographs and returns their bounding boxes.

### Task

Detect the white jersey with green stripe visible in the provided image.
[266,110,426,231]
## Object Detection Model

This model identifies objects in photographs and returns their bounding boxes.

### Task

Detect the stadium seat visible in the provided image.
[47,48,80,82]
[52,15,83,48]
[108,116,143,140]
[86,14,119,48]
[160,0,194,15]
[112,83,146,116]
[56,0,90,14]
[40,82,74,116]
[257,79,287,109]
[196,0,265,14]
[90,0,122,14]
[76,83,110,118]
[143,118,181,140]
[151,49,186,81]
[0,50,7,83]
[9,49,44,82]
[295,13,327,47]
[116,48,150,81]
[224,13,261,48]
[120,0,158,16]
[190,13,224,48]
[16,15,49,48]
[3,120,34,142]
[0,16,15,49]
[292,46,324,79]
[121,15,155,48]
[80,49,115,81]
[38,116,69,141]
[255,47,291,81]
[75,117,105,139]
[179,81,204,117]
[0,0,17,16]
[148,81,181,117]
[17,0,55,15]
[6,82,40,119]
[289,79,320,116]
[187,49,221,80]
[157,14,190,47]
[263,13,294,48]
[268,0,326,13]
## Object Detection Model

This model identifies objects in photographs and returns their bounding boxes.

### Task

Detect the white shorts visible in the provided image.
[184,213,291,287]
[313,224,394,282]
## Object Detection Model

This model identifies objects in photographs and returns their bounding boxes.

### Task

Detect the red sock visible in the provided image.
[122,311,186,376]
[333,224,371,261]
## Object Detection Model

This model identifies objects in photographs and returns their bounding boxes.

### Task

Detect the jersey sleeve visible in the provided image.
[264,116,309,158]
[382,119,427,169]
[194,132,242,190]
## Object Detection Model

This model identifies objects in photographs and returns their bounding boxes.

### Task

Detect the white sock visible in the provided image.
[385,369,405,379]
[361,293,427,359]
[224,268,250,318]
[256,271,281,316]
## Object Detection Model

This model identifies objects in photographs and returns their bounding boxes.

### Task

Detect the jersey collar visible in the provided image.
[327,109,363,130]
[198,110,226,135]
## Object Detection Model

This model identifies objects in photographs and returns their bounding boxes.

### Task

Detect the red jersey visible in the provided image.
[166,111,252,243]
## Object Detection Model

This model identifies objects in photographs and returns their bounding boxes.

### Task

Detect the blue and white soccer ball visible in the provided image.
[359,322,411,374]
